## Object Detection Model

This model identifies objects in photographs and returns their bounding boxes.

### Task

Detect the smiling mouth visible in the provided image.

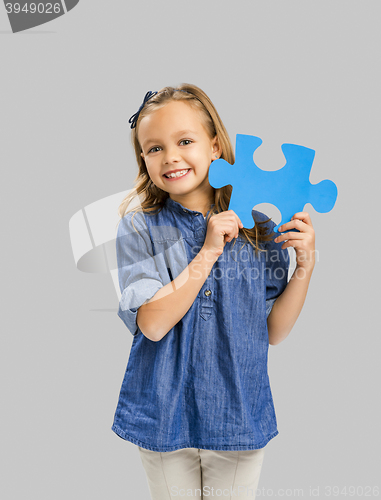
[163,169,191,179]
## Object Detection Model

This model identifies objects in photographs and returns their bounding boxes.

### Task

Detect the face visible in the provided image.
[138,100,221,211]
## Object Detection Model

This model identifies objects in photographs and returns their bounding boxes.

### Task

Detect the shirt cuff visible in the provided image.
[118,279,163,336]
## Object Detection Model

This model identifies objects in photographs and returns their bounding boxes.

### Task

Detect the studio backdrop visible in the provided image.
[1,1,380,499]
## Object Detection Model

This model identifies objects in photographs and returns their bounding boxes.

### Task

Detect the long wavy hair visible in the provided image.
[117,83,274,252]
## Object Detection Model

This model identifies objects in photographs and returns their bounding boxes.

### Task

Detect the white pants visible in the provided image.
[138,446,265,500]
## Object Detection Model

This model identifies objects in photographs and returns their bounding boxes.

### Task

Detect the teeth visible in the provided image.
[165,169,189,178]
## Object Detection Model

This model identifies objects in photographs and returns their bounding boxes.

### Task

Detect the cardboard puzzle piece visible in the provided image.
[209,134,338,232]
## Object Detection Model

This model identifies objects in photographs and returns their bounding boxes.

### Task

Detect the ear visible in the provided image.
[211,136,222,160]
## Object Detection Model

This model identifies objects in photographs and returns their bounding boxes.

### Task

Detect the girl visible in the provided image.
[112,84,315,499]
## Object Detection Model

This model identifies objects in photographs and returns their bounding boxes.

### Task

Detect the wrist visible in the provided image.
[200,245,221,264]
[294,262,314,278]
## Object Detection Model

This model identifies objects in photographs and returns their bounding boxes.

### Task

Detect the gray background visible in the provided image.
[1,1,380,498]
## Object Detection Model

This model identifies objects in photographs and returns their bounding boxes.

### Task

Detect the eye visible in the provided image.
[147,146,162,154]
[179,139,193,146]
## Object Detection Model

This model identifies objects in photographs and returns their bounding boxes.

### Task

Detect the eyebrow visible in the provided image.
[142,130,198,150]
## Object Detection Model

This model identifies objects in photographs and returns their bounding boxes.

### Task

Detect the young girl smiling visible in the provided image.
[112,84,315,499]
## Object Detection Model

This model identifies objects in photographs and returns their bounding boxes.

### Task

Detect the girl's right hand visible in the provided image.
[202,210,244,258]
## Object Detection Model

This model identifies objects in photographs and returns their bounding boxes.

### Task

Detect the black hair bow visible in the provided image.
[128,91,158,129]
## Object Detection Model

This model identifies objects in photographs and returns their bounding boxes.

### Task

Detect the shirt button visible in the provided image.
[183,209,188,213]
[204,289,212,297]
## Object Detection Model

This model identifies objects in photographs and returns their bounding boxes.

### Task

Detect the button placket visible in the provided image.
[192,209,206,240]
[200,277,214,321]
[189,209,213,320]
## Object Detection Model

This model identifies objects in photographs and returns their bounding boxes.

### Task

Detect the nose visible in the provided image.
[163,145,181,164]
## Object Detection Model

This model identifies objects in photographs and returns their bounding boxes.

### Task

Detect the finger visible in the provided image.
[278,219,312,233]
[291,212,313,226]
[280,240,295,250]
[221,223,238,242]
[233,219,241,239]
[232,212,244,228]
[227,210,244,228]
[281,239,309,251]
[275,231,305,243]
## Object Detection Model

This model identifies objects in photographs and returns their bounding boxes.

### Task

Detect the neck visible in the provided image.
[169,188,215,217]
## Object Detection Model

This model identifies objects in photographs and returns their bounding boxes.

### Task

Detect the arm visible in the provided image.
[267,264,313,345]
[137,246,219,342]
[267,212,315,346]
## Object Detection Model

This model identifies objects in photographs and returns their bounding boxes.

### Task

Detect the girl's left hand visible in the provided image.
[274,212,315,272]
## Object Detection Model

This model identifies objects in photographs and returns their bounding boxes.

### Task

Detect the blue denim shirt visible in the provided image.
[111,197,289,451]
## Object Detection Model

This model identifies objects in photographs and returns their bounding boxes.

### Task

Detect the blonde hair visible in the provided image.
[117,83,273,252]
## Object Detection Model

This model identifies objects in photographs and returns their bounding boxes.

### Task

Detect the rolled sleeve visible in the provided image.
[264,221,290,318]
[265,298,277,319]
[116,211,164,336]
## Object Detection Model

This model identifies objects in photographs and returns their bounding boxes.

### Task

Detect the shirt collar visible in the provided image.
[164,197,215,218]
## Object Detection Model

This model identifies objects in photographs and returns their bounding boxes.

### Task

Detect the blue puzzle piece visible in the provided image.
[209,134,338,232]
